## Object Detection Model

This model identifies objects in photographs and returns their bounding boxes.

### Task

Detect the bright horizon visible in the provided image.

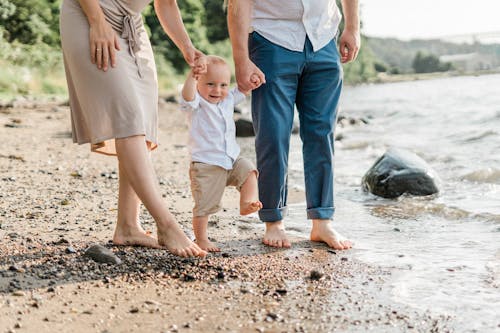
[359,0,500,41]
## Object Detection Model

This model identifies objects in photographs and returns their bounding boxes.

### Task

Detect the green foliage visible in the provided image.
[412,51,452,73]
[0,0,60,45]
[203,0,228,43]
[145,0,209,74]
[0,0,382,94]
[374,62,387,72]
[0,26,65,95]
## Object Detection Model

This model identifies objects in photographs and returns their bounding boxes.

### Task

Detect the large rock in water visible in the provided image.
[362,148,439,198]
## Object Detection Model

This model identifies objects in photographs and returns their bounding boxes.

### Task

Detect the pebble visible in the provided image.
[66,246,77,254]
[309,270,324,281]
[84,244,122,264]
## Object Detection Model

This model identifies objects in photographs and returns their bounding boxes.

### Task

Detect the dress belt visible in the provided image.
[101,1,143,78]
[121,14,143,78]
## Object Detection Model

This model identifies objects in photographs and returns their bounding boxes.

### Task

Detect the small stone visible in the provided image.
[12,291,25,297]
[275,289,287,296]
[130,307,139,313]
[341,257,348,262]
[309,270,324,281]
[8,265,24,273]
[183,274,196,282]
[84,244,122,264]
[66,246,77,254]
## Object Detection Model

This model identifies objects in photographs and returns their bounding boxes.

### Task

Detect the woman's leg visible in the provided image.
[115,135,206,257]
[113,159,160,248]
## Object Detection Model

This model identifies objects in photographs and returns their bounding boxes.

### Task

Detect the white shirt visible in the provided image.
[251,0,342,52]
[179,88,246,170]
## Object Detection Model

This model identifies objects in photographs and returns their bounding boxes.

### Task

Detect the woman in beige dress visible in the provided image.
[60,0,207,257]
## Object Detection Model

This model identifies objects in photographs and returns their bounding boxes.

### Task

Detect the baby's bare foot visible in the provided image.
[263,221,291,248]
[113,225,160,248]
[310,219,353,250]
[157,219,207,257]
[240,200,263,215]
[195,238,220,252]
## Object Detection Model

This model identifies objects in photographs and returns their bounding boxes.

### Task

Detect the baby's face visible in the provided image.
[197,63,231,104]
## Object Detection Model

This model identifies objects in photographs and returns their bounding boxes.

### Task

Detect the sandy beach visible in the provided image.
[0,98,453,333]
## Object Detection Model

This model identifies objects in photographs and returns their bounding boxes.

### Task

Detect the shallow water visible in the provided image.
[242,74,500,332]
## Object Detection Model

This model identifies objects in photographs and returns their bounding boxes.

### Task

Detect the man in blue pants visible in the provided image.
[228,0,360,250]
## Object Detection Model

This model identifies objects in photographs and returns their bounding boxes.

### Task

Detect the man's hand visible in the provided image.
[339,28,361,63]
[235,58,266,92]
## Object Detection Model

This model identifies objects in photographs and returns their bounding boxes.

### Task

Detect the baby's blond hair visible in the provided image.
[205,55,228,66]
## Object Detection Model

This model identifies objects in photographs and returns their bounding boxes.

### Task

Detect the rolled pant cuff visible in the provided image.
[259,207,288,222]
[307,207,334,220]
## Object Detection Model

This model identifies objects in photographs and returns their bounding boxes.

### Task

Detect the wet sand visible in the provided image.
[0,98,452,332]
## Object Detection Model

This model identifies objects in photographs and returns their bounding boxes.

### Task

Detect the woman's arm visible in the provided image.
[77,0,120,71]
[154,0,204,70]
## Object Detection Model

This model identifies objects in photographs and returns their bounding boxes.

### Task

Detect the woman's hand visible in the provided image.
[182,46,207,77]
[89,19,121,71]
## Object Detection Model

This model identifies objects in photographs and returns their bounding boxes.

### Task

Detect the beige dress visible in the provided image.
[60,0,157,155]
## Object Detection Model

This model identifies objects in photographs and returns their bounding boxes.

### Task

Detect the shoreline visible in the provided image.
[2,71,500,105]
[362,69,500,85]
[0,101,453,332]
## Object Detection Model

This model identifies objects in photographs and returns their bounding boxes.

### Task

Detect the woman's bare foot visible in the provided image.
[157,219,207,258]
[263,221,291,248]
[195,238,221,252]
[240,200,263,215]
[113,225,161,248]
[310,219,353,250]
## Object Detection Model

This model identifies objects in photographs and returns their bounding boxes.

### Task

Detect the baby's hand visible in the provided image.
[250,73,263,89]
[192,56,208,76]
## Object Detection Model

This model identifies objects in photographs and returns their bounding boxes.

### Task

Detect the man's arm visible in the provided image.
[339,0,361,63]
[227,0,265,92]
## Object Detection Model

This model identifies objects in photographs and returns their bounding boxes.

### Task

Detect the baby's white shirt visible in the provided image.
[180,87,246,170]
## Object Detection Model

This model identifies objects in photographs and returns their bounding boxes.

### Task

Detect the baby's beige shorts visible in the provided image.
[189,157,257,217]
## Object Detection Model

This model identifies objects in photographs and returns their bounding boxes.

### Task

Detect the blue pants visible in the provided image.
[249,32,343,222]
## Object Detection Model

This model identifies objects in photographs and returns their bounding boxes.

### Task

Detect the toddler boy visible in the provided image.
[180,55,262,252]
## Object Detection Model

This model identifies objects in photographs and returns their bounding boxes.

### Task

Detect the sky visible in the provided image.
[359,0,500,41]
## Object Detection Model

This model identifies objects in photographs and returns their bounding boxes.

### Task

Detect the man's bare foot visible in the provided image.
[113,224,161,248]
[157,219,207,258]
[310,219,353,250]
[195,238,221,252]
[263,221,291,248]
[240,200,263,215]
